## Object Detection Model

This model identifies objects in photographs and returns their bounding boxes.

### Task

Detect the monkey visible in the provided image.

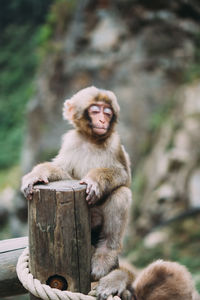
[21,86,132,290]
[22,86,199,300]
[132,259,200,300]
[96,259,200,300]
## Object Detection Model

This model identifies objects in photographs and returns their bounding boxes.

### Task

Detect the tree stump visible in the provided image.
[28,180,91,300]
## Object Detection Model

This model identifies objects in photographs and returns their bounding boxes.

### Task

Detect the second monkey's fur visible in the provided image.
[133,259,200,300]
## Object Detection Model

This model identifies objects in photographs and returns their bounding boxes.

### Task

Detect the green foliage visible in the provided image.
[132,171,146,193]
[127,242,165,268]
[0,0,78,170]
[37,23,53,47]
[0,166,21,191]
[0,25,38,168]
[47,0,77,35]
[184,65,200,83]
[137,99,176,157]
[127,216,200,292]
[184,33,200,83]
[149,99,174,132]
[36,0,77,59]
[195,275,200,293]
[0,222,12,240]
[0,0,53,29]
[0,1,52,169]
[131,171,147,219]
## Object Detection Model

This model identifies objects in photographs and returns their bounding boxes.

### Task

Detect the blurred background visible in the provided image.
[0,0,200,297]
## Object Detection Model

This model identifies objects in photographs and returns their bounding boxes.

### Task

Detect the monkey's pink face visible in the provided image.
[88,102,113,135]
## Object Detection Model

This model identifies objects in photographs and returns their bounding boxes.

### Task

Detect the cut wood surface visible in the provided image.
[29,180,91,300]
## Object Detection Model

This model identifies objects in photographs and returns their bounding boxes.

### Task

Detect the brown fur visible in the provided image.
[21,87,132,291]
[97,266,135,300]
[133,260,200,300]
[96,259,200,300]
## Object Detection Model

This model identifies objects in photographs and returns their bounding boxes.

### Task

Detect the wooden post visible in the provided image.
[28,180,91,300]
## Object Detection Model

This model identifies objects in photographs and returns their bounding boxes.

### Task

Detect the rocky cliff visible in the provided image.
[131,82,200,238]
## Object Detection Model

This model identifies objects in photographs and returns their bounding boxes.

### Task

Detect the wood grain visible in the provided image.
[29,180,91,299]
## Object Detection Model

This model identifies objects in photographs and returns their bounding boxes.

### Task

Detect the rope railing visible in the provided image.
[16,247,97,300]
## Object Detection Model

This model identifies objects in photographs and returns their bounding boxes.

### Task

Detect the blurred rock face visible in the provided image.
[21,1,200,238]
[132,82,200,237]
[21,0,200,174]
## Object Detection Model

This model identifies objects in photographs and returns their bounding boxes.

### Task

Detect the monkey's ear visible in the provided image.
[63,99,75,121]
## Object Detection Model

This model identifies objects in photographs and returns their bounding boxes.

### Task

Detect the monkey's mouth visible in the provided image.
[93,126,108,135]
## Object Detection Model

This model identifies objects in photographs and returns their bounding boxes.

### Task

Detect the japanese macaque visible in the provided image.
[132,260,200,300]
[97,259,200,300]
[21,86,132,295]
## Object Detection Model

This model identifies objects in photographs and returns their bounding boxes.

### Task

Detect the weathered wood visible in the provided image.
[0,236,28,297]
[29,180,91,300]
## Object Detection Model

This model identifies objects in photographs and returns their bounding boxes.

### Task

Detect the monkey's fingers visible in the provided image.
[113,296,121,300]
[120,290,132,300]
[24,184,34,200]
[87,184,93,196]
[83,181,93,196]
[80,179,92,194]
[80,178,89,186]
[98,290,131,300]
[38,178,49,184]
[87,190,97,204]
[86,188,94,200]
[80,179,99,204]
[97,292,118,300]
[36,175,49,185]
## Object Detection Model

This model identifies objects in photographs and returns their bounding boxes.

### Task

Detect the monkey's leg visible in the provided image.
[91,186,132,281]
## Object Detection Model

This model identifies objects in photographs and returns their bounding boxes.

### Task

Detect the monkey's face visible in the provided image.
[88,102,113,136]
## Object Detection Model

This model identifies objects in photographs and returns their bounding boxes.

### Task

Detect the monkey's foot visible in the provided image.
[91,249,119,281]
[96,269,133,300]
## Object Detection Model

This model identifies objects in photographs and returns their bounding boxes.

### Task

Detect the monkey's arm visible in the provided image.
[80,143,131,205]
[80,166,130,205]
[21,162,72,200]
[21,131,78,200]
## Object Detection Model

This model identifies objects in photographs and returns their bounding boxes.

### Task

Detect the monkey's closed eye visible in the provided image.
[89,105,101,113]
[103,107,112,116]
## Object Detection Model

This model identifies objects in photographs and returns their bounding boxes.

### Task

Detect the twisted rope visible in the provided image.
[16,247,96,300]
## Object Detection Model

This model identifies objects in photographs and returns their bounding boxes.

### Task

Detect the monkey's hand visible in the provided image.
[21,172,49,200]
[97,269,133,300]
[80,177,101,205]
